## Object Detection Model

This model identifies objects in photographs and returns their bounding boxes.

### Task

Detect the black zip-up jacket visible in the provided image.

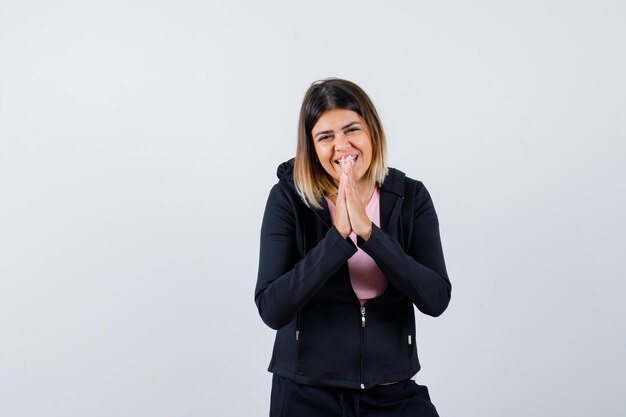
[255,159,451,389]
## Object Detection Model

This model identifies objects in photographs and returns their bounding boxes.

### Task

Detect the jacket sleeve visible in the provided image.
[254,184,357,330]
[359,182,451,317]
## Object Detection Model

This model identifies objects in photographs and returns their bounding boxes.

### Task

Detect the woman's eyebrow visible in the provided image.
[314,129,333,138]
[314,121,361,138]
[341,121,361,130]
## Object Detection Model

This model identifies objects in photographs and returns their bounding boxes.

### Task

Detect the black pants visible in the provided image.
[270,374,440,417]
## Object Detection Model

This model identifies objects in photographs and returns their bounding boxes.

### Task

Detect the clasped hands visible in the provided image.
[333,156,373,241]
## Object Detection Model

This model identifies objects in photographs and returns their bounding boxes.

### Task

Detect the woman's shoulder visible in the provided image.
[264,158,305,208]
[383,167,427,198]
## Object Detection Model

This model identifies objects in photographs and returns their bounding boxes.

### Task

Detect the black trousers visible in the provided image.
[270,374,440,417]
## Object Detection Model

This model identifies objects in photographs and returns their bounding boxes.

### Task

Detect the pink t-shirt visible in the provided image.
[326,188,387,305]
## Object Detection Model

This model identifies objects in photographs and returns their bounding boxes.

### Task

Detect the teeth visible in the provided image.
[336,155,357,165]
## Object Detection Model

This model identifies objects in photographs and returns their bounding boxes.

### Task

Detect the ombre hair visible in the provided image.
[294,78,388,209]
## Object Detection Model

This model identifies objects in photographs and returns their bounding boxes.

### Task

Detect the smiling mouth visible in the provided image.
[335,155,358,166]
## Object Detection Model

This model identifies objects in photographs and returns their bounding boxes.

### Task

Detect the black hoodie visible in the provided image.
[255,159,451,389]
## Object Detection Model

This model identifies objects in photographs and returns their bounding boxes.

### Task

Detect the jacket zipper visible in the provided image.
[360,305,366,389]
[360,306,366,328]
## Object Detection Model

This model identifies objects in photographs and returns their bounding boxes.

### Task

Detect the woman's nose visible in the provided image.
[334,134,351,151]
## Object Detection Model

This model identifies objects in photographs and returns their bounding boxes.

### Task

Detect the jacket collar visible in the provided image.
[379,168,405,233]
[380,168,406,197]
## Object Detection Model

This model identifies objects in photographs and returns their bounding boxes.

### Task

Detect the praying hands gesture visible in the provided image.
[333,156,373,241]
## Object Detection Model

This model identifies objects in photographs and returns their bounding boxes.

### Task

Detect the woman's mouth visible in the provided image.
[335,155,358,166]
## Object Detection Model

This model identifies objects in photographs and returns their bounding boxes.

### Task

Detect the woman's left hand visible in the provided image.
[342,160,373,241]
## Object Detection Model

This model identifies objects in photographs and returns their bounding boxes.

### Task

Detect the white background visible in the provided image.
[1,1,625,416]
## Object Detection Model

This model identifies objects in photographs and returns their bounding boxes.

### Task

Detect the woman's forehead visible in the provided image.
[312,109,364,133]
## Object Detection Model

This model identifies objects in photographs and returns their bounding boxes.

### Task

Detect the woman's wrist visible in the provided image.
[357,221,372,241]
[334,224,351,239]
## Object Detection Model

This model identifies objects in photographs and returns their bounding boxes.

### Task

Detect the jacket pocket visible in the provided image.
[297,304,361,381]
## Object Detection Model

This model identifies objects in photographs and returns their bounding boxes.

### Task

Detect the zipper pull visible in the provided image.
[360,306,366,327]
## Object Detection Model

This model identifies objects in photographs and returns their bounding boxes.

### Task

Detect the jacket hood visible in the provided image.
[277,158,296,185]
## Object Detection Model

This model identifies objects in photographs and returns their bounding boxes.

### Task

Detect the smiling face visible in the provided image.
[311,108,373,187]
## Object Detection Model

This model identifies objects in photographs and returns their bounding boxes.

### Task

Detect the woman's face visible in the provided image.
[311,108,373,186]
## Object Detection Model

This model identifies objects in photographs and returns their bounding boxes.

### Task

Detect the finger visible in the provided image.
[340,172,350,202]
[344,171,358,204]
[342,156,351,175]
[336,159,345,195]
[337,175,346,204]
[334,171,352,238]
[335,163,348,206]
[340,157,350,188]
[343,176,354,206]
[338,161,348,192]
[346,160,357,191]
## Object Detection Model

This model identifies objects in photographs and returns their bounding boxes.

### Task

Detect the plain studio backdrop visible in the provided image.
[1,1,624,416]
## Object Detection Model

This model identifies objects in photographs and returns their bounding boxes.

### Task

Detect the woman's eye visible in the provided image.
[345,128,359,134]
[318,135,331,142]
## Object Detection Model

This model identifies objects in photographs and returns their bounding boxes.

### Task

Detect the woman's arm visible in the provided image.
[254,183,357,330]
[359,182,451,317]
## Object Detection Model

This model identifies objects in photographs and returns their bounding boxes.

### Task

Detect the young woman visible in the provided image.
[255,78,451,416]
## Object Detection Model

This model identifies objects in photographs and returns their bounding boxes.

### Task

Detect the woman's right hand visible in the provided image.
[334,157,352,238]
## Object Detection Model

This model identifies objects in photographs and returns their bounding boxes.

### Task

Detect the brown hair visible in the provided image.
[294,78,388,208]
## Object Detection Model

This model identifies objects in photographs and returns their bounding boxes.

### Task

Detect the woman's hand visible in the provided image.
[342,158,373,241]
[333,157,352,239]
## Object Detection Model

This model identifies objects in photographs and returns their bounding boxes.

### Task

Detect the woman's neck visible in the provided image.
[359,181,376,206]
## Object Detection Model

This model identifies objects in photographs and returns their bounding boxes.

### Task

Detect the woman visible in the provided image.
[255,78,451,416]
